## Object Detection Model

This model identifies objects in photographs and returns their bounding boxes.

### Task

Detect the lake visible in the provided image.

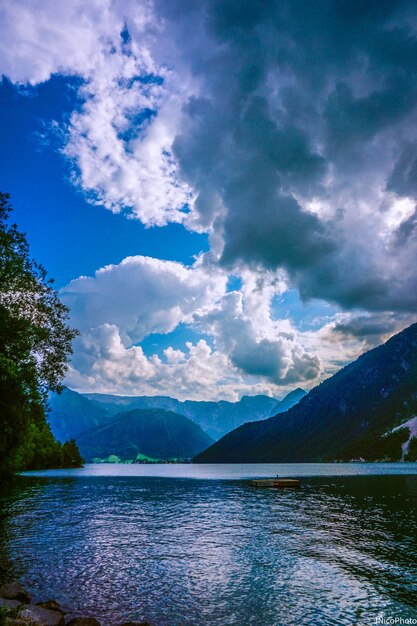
[1,463,417,625]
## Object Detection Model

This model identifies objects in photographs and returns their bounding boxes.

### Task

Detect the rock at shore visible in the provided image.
[0,583,31,604]
[0,582,152,626]
[0,598,21,610]
[36,600,63,612]
[19,604,65,626]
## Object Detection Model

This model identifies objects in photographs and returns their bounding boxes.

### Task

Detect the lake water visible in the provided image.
[1,463,417,626]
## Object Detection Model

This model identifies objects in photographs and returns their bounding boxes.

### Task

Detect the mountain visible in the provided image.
[83,391,304,440]
[270,387,307,414]
[47,388,306,457]
[75,408,214,462]
[48,388,110,443]
[194,323,417,463]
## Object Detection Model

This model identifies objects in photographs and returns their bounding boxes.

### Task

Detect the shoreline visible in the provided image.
[0,583,150,626]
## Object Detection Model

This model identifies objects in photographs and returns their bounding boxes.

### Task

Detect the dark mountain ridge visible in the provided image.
[195,323,417,463]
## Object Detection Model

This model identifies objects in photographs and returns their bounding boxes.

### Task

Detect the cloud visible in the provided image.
[328,312,415,347]
[63,36,193,226]
[3,0,417,313]
[199,273,320,385]
[67,327,239,400]
[387,143,417,199]
[159,0,417,312]
[69,323,155,387]
[62,257,322,398]
[0,0,118,84]
[2,0,417,397]
[61,255,227,343]
[0,0,191,225]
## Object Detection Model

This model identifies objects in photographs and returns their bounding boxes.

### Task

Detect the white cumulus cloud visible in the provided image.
[62,257,323,398]
[61,255,227,343]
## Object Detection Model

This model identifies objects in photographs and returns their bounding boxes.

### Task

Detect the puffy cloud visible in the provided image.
[199,273,320,385]
[63,257,322,398]
[68,328,234,400]
[63,35,192,226]
[0,0,191,225]
[67,324,286,401]
[61,256,235,399]
[69,323,155,387]
[0,0,118,84]
[61,255,227,343]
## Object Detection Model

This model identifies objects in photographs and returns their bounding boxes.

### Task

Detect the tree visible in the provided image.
[0,192,79,475]
[62,439,84,468]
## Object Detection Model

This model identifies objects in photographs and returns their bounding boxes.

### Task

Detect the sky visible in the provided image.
[1,0,417,401]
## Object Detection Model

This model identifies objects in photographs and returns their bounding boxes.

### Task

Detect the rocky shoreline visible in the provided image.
[0,583,149,626]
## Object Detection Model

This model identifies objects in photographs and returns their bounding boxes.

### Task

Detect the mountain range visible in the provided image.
[83,389,306,440]
[47,387,306,461]
[195,323,417,463]
[49,387,306,442]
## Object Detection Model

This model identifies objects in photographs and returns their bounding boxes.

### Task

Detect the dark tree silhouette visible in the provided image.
[0,192,81,475]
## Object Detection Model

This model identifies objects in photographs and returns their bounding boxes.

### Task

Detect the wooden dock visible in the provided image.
[249,478,300,488]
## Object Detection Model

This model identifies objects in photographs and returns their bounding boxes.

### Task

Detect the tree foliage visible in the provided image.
[0,192,82,475]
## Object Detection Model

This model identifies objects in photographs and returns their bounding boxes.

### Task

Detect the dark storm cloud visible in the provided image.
[232,337,319,383]
[157,0,417,314]
[331,312,415,347]
[387,143,417,198]
[392,205,417,246]
[221,191,332,272]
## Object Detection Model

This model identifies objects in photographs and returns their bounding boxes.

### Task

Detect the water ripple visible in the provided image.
[0,468,416,625]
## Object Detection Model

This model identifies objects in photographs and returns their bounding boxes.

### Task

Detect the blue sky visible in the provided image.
[0,0,416,400]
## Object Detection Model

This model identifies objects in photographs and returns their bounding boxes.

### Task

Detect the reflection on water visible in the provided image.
[0,465,417,626]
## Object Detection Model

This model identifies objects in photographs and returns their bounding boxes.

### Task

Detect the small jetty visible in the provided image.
[249,478,300,488]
